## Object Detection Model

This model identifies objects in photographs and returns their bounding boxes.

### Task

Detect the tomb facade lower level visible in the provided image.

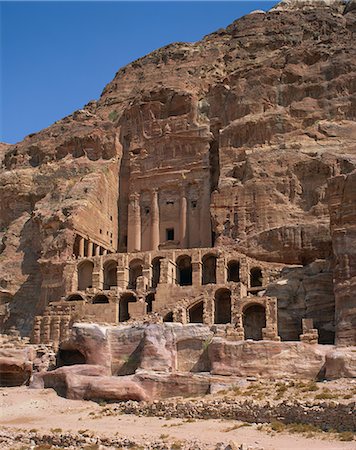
[31,247,300,346]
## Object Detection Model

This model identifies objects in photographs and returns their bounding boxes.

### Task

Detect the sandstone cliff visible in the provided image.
[1,0,355,342]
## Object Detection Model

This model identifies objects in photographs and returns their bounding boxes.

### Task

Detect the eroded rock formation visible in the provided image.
[0,0,356,353]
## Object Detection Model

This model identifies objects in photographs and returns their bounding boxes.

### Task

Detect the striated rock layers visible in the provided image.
[0,0,356,345]
[30,323,356,401]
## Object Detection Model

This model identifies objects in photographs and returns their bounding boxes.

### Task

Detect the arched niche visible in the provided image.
[188,301,204,323]
[176,255,192,286]
[128,259,143,290]
[77,260,94,291]
[243,303,266,340]
[66,293,84,302]
[214,288,231,324]
[250,267,263,287]
[202,254,217,285]
[103,260,118,290]
[227,260,240,282]
[163,311,174,322]
[92,294,109,304]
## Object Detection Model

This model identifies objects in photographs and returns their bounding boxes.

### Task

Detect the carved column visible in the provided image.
[88,240,94,257]
[200,181,211,247]
[79,236,85,258]
[128,192,141,252]
[216,255,226,284]
[31,316,42,344]
[60,315,71,342]
[50,316,61,346]
[180,187,188,248]
[150,189,160,251]
[41,316,51,344]
[95,245,100,256]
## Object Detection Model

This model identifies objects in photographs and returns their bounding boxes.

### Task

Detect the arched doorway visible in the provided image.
[128,259,143,290]
[243,304,266,340]
[214,288,231,324]
[202,254,217,285]
[103,260,118,289]
[189,301,204,323]
[92,294,109,304]
[176,255,192,286]
[77,260,94,291]
[250,267,263,287]
[152,257,163,288]
[119,293,136,322]
[146,293,155,313]
[227,260,240,282]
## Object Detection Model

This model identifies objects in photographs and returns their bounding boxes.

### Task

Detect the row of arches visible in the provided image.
[66,289,267,340]
[77,257,263,292]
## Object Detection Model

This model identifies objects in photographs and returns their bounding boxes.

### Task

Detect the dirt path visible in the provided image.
[0,387,354,450]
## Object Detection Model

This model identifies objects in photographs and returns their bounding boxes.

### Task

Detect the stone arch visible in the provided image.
[243,303,266,340]
[188,301,204,323]
[163,311,173,322]
[77,260,94,291]
[92,294,109,304]
[202,254,217,285]
[146,293,155,313]
[227,260,240,282]
[214,288,231,324]
[128,259,143,290]
[152,256,163,288]
[176,255,192,286]
[66,293,84,302]
[103,260,118,290]
[119,292,136,322]
[250,267,263,287]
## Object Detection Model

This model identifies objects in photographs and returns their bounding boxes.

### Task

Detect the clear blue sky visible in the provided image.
[1,1,277,144]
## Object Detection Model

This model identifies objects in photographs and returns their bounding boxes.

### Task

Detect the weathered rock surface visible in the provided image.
[328,170,356,346]
[1,0,356,342]
[325,347,356,379]
[266,260,335,343]
[209,339,330,379]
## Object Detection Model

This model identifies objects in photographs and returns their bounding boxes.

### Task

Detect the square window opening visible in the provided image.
[166,228,174,241]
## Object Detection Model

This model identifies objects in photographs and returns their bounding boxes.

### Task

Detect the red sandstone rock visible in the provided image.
[0,0,355,348]
[209,339,330,379]
[325,347,356,379]
[0,346,34,386]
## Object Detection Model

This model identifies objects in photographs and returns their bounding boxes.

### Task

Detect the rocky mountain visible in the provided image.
[0,0,355,344]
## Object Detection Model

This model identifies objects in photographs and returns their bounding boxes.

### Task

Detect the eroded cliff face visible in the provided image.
[1,0,356,340]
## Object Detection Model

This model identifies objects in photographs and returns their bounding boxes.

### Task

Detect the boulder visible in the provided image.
[325,347,356,379]
[209,339,330,379]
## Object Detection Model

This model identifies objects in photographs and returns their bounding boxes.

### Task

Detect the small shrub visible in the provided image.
[50,428,62,433]
[108,110,119,122]
[271,421,285,432]
[159,433,169,440]
[301,382,319,392]
[315,390,338,400]
[231,386,241,395]
[339,431,354,441]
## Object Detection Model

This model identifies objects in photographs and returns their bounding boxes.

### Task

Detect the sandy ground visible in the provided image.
[0,387,355,450]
